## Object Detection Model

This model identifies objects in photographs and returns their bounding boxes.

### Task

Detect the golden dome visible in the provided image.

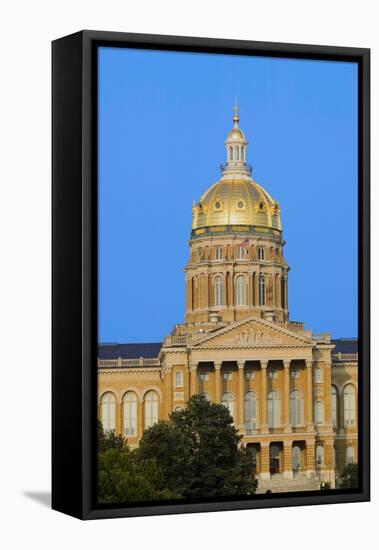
[227,127,246,141]
[191,106,281,237]
[192,178,281,233]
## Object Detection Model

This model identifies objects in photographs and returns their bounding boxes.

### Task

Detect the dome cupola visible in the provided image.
[191,105,282,239]
[224,102,249,175]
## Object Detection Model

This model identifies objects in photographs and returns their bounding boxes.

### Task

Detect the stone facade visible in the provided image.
[98,108,358,491]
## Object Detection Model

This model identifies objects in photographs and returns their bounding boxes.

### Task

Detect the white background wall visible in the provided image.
[0,1,377,548]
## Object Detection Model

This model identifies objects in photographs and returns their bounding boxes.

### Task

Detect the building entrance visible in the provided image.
[270,443,282,475]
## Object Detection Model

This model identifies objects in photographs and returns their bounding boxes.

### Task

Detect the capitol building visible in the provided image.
[98,108,358,492]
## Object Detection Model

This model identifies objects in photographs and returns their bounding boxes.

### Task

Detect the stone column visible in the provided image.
[184,366,191,402]
[260,360,268,433]
[189,362,198,396]
[214,361,222,403]
[254,271,259,307]
[323,361,333,432]
[116,400,122,436]
[283,359,291,433]
[237,361,245,431]
[164,368,172,419]
[260,442,270,480]
[305,359,314,432]
[324,439,336,488]
[284,275,288,311]
[283,440,294,479]
[137,400,144,440]
[205,273,210,309]
[305,439,315,478]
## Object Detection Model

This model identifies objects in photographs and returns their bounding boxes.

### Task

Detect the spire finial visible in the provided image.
[233,99,240,127]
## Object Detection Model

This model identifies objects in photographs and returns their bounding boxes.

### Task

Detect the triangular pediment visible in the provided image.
[189,316,313,349]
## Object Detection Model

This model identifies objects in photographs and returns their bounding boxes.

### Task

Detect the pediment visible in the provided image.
[189,316,312,349]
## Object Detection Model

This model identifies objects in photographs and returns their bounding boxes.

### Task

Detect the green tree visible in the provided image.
[338,463,358,489]
[138,394,257,498]
[97,424,177,504]
[97,420,125,452]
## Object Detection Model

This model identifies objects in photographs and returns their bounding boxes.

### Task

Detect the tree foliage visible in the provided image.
[338,463,358,489]
[97,423,177,504]
[138,394,257,498]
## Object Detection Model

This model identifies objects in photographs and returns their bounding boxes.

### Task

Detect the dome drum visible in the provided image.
[191,224,282,240]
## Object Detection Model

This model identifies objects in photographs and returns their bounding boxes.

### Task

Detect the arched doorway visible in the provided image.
[247,443,260,476]
[270,443,282,475]
[292,445,302,474]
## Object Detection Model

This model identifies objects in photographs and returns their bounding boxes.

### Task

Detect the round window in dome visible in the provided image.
[213,199,223,211]
[237,201,244,209]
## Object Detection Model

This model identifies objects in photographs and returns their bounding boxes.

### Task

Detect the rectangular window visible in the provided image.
[215,247,222,260]
[314,401,324,424]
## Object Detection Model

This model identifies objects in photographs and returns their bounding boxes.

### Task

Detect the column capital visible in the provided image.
[305,359,313,369]
[283,359,291,369]
[283,440,293,448]
[189,362,198,372]
[260,360,268,369]
[237,360,245,370]
[214,361,222,370]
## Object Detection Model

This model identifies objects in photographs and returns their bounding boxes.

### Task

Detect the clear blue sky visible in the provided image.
[98,47,358,343]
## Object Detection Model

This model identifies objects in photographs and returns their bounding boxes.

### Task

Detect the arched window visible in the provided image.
[258,247,265,261]
[316,444,324,466]
[229,146,233,161]
[292,445,301,470]
[268,391,281,428]
[235,275,247,305]
[235,147,239,160]
[343,384,356,427]
[244,391,258,431]
[242,147,245,161]
[214,276,223,306]
[144,391,158,429]
[331,385,338,428]
[221,392,235,420]
[100,392,116,432]
[175,371,183,388]
[314,400,324,424]
[290,390,303,426]
[123,391,137,436]
[259,275,266,306]
[174,405,184,412]
[346,446,355,465]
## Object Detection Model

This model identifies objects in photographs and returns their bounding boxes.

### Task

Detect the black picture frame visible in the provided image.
[52,30,370,520]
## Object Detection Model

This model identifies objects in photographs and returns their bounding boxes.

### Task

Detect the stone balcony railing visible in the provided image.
[163,334,188,347]
[332,352,358,362]
[98,357,160,368]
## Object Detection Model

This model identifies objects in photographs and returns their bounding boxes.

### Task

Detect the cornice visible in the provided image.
[98,368,162,375]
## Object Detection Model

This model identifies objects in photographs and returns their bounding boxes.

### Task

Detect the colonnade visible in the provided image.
[188,358,315,433]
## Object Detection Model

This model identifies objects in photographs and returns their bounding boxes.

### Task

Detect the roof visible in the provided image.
[331,338,358,354]
[98,342,162,360]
